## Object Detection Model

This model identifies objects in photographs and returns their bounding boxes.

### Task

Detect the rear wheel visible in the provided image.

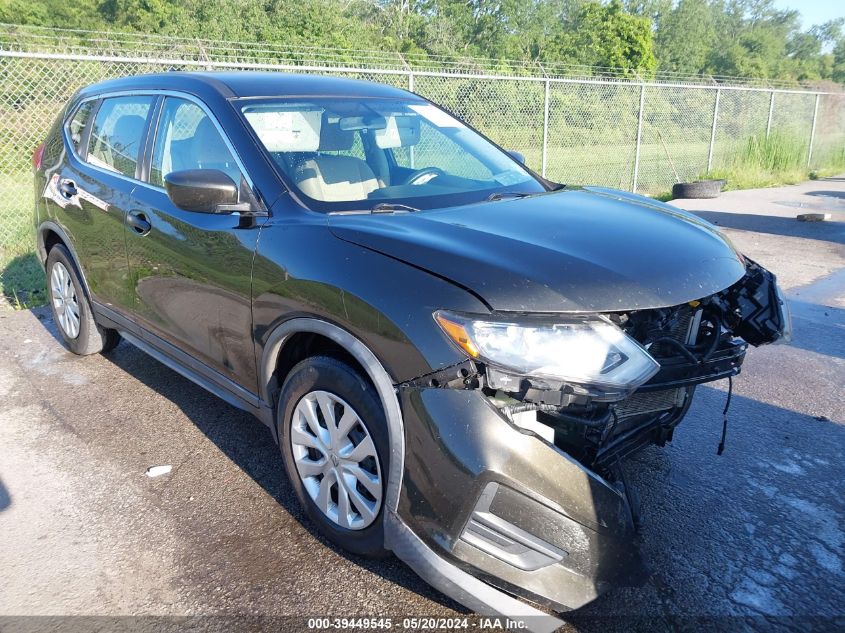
[277,356,389,557]
[46,245,120,355]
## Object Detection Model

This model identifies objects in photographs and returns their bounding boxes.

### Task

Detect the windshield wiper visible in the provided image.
[486,191,533,201]
[329,202,420,216]
[370,202,420,213]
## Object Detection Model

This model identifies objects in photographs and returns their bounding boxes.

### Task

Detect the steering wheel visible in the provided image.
[402,167,445,186]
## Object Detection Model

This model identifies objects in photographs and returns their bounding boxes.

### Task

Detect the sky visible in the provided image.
[773,0,844,29]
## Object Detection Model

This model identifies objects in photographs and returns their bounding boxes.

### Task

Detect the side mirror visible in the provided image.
[164,169,239,213]
[507,150,526,165]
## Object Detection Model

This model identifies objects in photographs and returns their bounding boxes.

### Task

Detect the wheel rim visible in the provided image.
[50,261,80,339]
[290,390,383,530]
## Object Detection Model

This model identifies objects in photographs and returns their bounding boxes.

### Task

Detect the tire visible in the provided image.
[671,179,724,200]
[46,245,120,355]
[277,356,390,558]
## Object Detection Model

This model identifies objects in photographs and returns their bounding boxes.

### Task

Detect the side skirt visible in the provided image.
[92,302,275,429]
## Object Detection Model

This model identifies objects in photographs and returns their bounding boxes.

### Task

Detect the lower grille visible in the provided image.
[458,482,568,572]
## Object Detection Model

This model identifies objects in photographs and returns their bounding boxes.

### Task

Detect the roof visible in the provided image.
[76,71,416,100]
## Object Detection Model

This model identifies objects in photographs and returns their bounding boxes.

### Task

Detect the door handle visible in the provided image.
[126,211,152,235]
[58,179,78,198]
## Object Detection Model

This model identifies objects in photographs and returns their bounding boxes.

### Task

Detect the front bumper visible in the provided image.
[393,387,647,618]
[385,509,565,633]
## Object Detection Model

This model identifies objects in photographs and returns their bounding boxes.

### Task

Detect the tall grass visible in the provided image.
[707,131,845,190]
[743,132,805,171]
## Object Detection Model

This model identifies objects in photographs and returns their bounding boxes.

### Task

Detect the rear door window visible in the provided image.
[87,96,154,178]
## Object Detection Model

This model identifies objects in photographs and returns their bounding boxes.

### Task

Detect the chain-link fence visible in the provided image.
[1,31,844,303]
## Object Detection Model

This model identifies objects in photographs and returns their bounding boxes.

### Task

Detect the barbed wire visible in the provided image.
[1,22,841,92]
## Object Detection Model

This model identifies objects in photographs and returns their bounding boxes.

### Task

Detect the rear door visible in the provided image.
[45,95,155,315]
[126,95,262,392]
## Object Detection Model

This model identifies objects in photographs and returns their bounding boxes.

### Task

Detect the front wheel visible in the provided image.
[277,356,390,557]
[46,245,120,355]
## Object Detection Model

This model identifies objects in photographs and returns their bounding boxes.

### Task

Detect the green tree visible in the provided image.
[163,0,387,50]
[0,0,102,28]
[654,0,716,74]
[704,0,807,80]
[98,0,177,32]
[548,0,657,76]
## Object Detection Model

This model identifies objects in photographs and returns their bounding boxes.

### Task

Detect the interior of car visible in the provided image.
[241,98,540,209]
[287,114,385,202]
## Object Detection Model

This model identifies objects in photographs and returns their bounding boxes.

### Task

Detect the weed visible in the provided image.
[705,132,845,191]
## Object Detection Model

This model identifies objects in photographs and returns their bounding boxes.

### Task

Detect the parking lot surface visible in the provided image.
[1,179,843,632]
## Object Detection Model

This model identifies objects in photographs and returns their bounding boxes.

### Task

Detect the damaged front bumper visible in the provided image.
[396,387,647,615]
[390,259,790,619]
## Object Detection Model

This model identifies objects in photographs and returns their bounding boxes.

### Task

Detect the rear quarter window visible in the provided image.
[66,101,95,156]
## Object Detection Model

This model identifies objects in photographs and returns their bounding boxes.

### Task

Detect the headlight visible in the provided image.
[434,310,659,391]
[774,282,793,344]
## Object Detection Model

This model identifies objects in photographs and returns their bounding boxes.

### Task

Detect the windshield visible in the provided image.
[239,97,545,212]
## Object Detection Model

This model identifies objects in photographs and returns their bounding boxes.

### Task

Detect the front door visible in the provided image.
[125,96,262,391]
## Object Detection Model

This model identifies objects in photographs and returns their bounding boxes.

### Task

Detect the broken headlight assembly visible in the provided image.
[434,310,660,398]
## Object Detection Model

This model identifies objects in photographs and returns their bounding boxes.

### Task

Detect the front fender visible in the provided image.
[251,216,487,385]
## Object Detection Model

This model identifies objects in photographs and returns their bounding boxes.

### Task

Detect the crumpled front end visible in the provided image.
[394,258,790,614]
[396,386,648,614]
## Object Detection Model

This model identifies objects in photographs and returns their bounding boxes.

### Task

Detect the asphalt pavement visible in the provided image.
[1,178,843,632]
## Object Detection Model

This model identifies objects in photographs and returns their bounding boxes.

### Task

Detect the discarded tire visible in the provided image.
[671,179,725,199]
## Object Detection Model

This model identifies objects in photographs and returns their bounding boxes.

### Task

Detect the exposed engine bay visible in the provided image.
[404,259,790,512]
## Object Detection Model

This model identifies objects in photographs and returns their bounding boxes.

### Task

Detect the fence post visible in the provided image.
[707,88,721,173]
[766,91,775,138]
[807,94,820,168]
[542,79,550,177]
[408,72,416,168]
[632,83,646,193]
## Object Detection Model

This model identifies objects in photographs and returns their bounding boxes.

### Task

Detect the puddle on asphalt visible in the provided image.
[775,197,845,212]
[787,268,845,325]
[790,267,845,305]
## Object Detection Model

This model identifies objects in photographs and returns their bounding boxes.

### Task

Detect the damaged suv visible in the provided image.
[34,72,790,626]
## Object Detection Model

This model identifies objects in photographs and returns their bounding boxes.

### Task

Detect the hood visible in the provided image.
[328,186,747,313]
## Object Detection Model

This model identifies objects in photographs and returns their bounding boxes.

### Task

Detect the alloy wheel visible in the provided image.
[290,390,383,530]
[50,261,80,339]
